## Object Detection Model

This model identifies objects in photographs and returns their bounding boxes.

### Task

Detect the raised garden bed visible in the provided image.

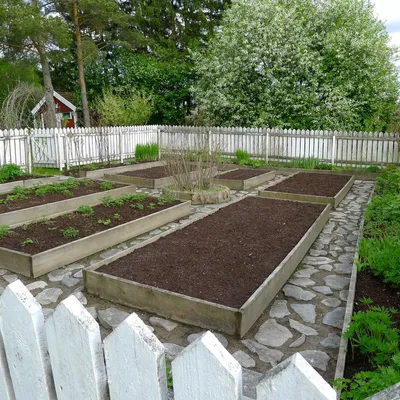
[259,172,354,208]
[0,176,69,195]
[162,185,230,204]
[0,194,190,277]
[75,161,163,179]
[85,197,330,337]
[0,179,134,227]
[214,168,276,190]
[105,165,216,189]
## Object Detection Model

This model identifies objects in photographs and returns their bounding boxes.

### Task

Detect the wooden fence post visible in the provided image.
[104,313,167,400]
[256,353,336,400]
[55,129,63,171]
[331,135,336,166]
[157,126,162,160]
[25,130,32,174]
[265,130,269,164]
[172,331,242,400]
[119,127,124,164]
[0,280,55,399]
[46,295,107,400]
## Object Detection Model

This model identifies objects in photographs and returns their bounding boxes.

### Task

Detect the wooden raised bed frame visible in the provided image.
[214,168,276,190]
[0,176,70,195]
[84,201,331,337]
[105,166,217,189]
[78,161,163,179]
[0,201,191,278]
[258,173,355,209]
[0,184,136,228]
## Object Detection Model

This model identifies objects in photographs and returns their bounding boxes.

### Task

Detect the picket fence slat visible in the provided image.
[104,313,167,400]
[0,280,55,400]
[0,280,372,400]
[46,295,107,400]
[172,331,242,400]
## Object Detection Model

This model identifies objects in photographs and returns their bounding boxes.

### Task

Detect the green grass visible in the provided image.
[135,143,159,162]
[32,167,63,176]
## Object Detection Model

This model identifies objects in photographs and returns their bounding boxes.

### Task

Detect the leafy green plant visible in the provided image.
[251,159,263,168]
[235,149,250,165]
[113,213,121,220]
[147,202,155,210]
[359,297,374,306]
[0,225,10,237]
[48,227,57,231]
[344,306,399,367]
[99,181,113,191]
[0,164,24,182]
[135,143,159,162]
[21,238,33,247]
[132,203,144,210]
[63,227,79,239]
[157,194,176,205]
[315,162,333,170]
[22,224,29,231]
[98,219,112,226]
[77,205,94,216]
[101,196,114,207]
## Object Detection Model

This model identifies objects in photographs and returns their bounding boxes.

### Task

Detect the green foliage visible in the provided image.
[132,203,144,210]
[360,297,374,306]
[21,238,33,247]
[359,169,400,289]
[135,143,159,162]
[77,205,94,216]
[97,218,112,226]
[63,227,79,239]
[0,164,24,182]
[235,149,250,165]
[157,194,176,205]
[193,0,400,131]
[0,225,10,237]
[113,213,121,220]
[290,157,322,169]
[99,181,113,191]
[366,166,381,173]
[251,159,263,169]
[96,89,153,126]
[147,202,155,210]
[335,307,400,399]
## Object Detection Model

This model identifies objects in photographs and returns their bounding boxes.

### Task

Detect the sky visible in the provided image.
[373,0,400,48]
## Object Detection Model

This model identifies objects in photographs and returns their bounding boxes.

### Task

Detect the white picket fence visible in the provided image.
[0,280,338,400]
[0,125,399,170]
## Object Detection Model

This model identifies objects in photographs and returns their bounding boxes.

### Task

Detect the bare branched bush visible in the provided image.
[0,82,43,129]
[164,133,224,191]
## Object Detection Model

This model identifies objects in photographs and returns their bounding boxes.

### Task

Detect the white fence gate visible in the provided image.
[0,280,338,400]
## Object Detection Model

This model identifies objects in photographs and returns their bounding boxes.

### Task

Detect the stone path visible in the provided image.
[0,176,374,398]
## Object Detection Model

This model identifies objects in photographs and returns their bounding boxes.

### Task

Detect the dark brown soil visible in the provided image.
[0,197,180,254]
[0,181,125,214]
[121,166,168,179]
[344,271,400,379]
[215,169,271,180]
[99,197,325,308]
[265,173,351,197]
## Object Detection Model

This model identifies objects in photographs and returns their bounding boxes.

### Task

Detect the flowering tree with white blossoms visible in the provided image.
[193,0,400,131]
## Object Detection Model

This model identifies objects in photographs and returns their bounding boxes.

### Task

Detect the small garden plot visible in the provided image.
[0,193,190,277]
[86,197,330,337]
[214,168,276,190]
[0,179,135,227]
[259,172,354,208]
[105,165,210,189]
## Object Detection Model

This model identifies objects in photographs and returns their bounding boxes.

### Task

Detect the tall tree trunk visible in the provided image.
[36,40,57,128]
[73,0,91,127]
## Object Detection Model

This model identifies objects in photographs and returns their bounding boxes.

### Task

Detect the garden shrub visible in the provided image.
[0,163,24,182]
[235,149,250,165]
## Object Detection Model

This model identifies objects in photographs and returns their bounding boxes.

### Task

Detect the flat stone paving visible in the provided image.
[0,176,374,398]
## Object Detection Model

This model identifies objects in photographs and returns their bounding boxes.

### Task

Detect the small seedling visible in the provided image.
[48,227,57,231]
[157,194,176,205]
[77,205,94,216]
[98,219,112,226]
[113,213,121,220]
[101,196,114,207]
[131,203,144,210]
[360,297,374,306]
[22,224,29,231]
[0,225,10,237]
[147,203,156,210]
[39,217,49,224]
[21,238,34,247]
[99,181,113,191]
[63,227,79,238]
